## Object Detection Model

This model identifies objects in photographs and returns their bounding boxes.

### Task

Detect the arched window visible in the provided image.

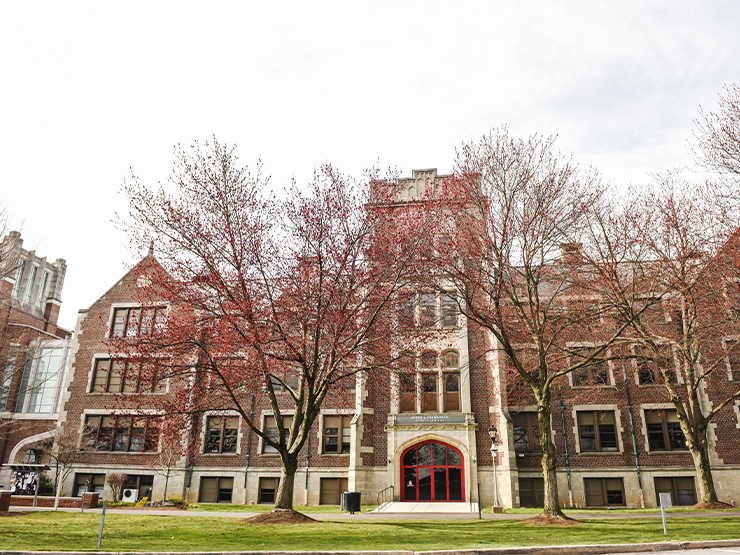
[421,351,437,368]
[22,449,38,463]
[442,350,459,368]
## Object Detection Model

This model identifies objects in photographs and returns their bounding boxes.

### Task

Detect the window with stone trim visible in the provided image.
[584,477,625,506]
[258,477,279,504]
[645,409,687,451]
[634,343,676,385]
[442,349,460,412]
[571,347,609,387]
[441,293,458,328]
[577,411,618,452]
[205,415,239,454]
[513,412,541,453]
[91,358,166,394]
[262,414,293,453]
[83,414,161,452]
[110,306,167,338]
[73,473,105,497]
[322,415,351,454]
[654,476,696,506]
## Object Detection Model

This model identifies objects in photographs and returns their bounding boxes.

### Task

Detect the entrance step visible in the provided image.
[374,501,479,513]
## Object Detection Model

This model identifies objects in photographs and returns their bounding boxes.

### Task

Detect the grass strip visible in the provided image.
[1,512,740,552]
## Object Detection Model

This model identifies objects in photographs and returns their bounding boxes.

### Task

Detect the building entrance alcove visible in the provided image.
[401,440,464,502]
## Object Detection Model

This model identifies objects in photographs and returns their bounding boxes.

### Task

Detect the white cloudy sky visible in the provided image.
[2,1,739,330]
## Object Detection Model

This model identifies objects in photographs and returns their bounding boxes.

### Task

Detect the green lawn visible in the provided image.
[1,512,740,552]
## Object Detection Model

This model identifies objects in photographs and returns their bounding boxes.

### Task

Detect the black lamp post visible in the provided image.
[488,425,499,507]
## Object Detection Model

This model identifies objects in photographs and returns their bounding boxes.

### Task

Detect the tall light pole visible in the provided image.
[488,425,500,508]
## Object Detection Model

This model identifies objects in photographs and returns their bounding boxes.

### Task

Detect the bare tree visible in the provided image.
[107,472,128,503]
[435,127,636,521]
[692,83,740,176]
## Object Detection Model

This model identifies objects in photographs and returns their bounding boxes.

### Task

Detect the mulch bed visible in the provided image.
[0,511,27,517]
[692,501,735,510]
[243,508,320,526]
[520,513,582,526]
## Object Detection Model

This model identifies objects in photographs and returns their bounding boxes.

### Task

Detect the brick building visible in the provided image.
[0,231,71,491]
[54,171,740,508]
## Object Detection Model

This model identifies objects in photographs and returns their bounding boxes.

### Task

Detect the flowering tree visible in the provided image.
[597,173,740,505]
[118,140,434,513]
[434,127,636,521]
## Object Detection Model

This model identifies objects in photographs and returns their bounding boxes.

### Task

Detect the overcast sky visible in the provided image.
[2,1,740,331]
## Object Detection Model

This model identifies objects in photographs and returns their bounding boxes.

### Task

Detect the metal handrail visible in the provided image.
[376,485,394,511]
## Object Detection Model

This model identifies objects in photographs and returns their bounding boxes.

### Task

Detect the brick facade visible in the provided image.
[53,171,740,509]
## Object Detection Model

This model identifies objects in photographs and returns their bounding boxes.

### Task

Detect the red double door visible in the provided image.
[401,440,464,502]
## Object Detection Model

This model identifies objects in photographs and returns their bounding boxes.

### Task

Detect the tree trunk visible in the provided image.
[537,394,566,518]
[274,456,298,510]
[163,474,169,502]
[676,392,719,504]
[689,425,718,504]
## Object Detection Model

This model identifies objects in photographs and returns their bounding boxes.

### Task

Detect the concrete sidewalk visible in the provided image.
[7,504,740,520]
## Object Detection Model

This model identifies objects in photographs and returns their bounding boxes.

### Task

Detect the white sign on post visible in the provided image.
[659,492,673,535]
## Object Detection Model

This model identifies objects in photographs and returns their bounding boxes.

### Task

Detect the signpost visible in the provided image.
[659,492,672,535]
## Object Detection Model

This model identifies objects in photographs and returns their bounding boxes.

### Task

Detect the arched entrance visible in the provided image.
[401,440,464,502]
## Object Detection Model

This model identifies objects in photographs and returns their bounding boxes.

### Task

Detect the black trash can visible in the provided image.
[340,491,361,514]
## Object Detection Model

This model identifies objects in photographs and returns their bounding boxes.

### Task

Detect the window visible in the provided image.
[399,372,416,413]
[654,477,696,506]
[442,350,459,368]
[518,477,544,507]
[422,373,438,412]
[35,271,49,308]
[23,265,37,303]
[83,414,161,452]
[111,306,166,338]
[419,292,436,328]
[199,476,233,503]
[584,477,625,506]
[634,344,675,385]
[323,415,351,454]
[319,477,348,505]
[421,350,437,368]
[73,473,105,497]
[724,339,740,381]
[205,416,238,454]
[91,358,166,394]
[443,372,460,412]
[0,346,18,411]
[441,293,458,328]
[633,297,665,326]
[399,292,415,329]
[571,347,609,386]
[11,261,25,298]
[15,344,70,414]
[123,474,154,501]
[258,477,279,504]
[513,413,541,453]
[645,410,686,451]
[262,414,293,453]
[577,411,618,452]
